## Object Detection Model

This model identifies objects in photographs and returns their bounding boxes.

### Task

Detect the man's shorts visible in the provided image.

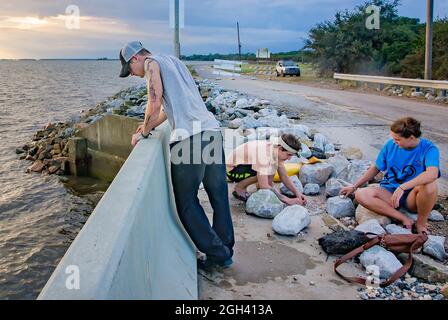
[227,165,257,183]
[398,188,416,213]
[380,185,416,213]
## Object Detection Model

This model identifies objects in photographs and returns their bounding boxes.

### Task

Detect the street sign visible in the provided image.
[256,48,271,59]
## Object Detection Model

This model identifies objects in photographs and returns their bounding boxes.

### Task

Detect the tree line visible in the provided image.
[305,0,447,79]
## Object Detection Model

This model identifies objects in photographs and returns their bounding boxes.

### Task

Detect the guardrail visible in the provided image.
[334,73,448,94]
[213,59,243,72]
[38,122,197,300]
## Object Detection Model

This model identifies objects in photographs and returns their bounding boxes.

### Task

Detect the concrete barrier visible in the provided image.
[73,114,141,182]
[38,122,198,300]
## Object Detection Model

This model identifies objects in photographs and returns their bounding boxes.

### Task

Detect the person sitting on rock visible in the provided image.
[226,133,307,206]
[340,117,440,234]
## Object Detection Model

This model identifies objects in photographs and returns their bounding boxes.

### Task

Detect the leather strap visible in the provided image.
[334,236,421,287]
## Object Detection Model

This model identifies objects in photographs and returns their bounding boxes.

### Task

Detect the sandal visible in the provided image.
[232,190,250,202]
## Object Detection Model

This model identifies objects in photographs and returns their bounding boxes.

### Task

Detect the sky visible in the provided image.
[0,0,447,59]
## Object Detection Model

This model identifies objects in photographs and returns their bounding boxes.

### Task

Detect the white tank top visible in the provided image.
[145,54,220,142]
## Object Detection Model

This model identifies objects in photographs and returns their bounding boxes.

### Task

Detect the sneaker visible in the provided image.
[197,258,233,271]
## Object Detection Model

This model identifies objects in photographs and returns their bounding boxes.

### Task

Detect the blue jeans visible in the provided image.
[170,131,234,262]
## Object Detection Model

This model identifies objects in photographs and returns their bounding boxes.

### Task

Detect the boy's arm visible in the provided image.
[257,173,295,205]
[278,165,300,197]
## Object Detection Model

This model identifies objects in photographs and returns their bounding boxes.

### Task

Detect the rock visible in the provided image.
[326,196,355,218]
[246,189,286,219]
[423,235,448,262]
[15,148,25,154]
[411,91,425,98]
[25,155,36,161]
[240,115,262,129]
[426,93,436,101]
[310,147,326,159]
[280,176,304,197]
[126,105,145,117]
[324,143,335,152]
[385,224,412,235]
[318,230,369,255]
[256,127,281,140]
[325,178,350,197]
[342,147,363,160]
[400,208,418,221]
[435,96,448,103]
[429,210,445,221]
[48,166,60,174]
[26,160,45,173]
[304,183,320,196]
[360,245,403,279]
[259,114,290,128]
[281,125,309,140]
[225,107,236,115]
[62,127,74,138]
[299,144,312,159]
[355,219,386,235]
[398,253,448,283]
[235,98,249,109]
[228,118,243,129]
[313,133,328,151]
[328,154,350,177]
[356,204,391,226]
[442,285,448,299]
[299,163,334,186]
[257,108,278,118]
[272,205,311,235]
[337,160,372,185]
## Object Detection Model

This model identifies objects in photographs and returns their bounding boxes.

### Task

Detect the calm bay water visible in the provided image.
[0,60,144,299]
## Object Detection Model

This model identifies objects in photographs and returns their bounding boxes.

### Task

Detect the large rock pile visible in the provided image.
[19,83,149,176]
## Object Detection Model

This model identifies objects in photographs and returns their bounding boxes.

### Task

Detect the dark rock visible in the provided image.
[15,148,25,154]
[25,155,36,161]
[318,230,369,255]
[26,160,45,173]
[28,146,39,156]
[48,166,60,174]
[310,147,326,159]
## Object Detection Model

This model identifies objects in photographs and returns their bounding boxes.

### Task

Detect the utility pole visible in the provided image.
[174,0,181,58]
[425,0,434,80]
[237,22,242,61]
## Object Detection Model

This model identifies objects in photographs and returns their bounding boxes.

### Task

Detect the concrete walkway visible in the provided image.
[198,185,362,300]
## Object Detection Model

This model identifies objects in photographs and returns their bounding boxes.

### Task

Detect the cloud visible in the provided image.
[0,0,446,58]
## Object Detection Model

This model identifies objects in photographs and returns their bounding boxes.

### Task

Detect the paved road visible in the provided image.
[194,64,448,196]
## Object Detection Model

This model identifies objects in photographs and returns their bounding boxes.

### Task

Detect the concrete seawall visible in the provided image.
[38,122,198,300]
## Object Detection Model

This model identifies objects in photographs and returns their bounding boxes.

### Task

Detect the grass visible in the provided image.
[187,65,199,77]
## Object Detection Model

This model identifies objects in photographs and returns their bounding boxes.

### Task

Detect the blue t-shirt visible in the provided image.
[376,138,440,193]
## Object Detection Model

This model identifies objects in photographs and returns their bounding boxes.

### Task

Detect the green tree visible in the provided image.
[306,0,421,77]
[401,18,448,80]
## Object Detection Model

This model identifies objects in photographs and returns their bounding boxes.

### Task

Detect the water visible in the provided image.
[0,60,144,299]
